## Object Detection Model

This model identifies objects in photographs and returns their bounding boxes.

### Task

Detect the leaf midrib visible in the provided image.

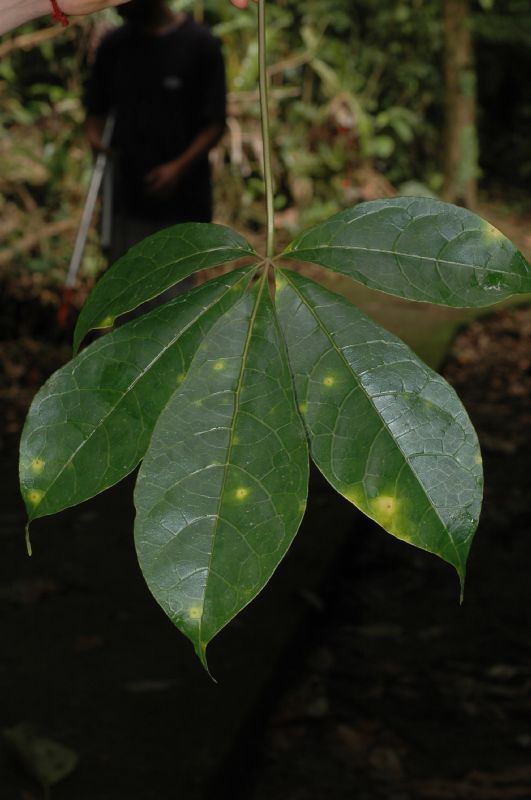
[286,243,516,277]
[199,278,266,646]
[282,271,464,571]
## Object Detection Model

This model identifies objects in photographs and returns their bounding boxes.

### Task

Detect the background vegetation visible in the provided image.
[0,0,530,285]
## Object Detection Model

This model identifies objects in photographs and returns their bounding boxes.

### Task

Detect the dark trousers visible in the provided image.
[106,214,193,322]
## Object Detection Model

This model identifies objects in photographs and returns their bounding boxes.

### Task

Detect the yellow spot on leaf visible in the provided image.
[235,487,249,501]
[188,605,202,620]
[176,373,186,386]
[298,501,307,513]
[213,360,225,371]
[233,435,240,445]
[298,402,308,415]
[27,489,45,506]
[30,458,45,475]
[371,495,398,520]
[99,315,114,328]
[275,275,286,293]
[482,222,504,241]
[323,376,335,387]
[475,453,483,465]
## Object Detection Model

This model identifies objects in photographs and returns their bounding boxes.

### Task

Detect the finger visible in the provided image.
[145,176,166,194]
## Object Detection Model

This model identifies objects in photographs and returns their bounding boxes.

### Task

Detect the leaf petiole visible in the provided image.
[258,0,275,259]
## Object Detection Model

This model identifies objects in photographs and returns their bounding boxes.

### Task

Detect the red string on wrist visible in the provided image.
[50,0,69,26]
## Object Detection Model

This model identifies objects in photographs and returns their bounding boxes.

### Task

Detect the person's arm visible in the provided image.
[145,122,224,197]
[1,0,248,38]
[86,113,109,154]
[0,0,127,36]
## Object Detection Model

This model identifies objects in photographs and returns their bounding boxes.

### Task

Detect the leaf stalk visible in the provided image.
[258,0,275,259]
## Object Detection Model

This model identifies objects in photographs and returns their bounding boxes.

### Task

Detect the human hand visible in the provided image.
[144,159,184,199]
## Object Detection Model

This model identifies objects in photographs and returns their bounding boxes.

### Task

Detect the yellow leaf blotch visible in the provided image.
[213,360,225,371]
[30,458,45,475]
[99,315,114,328]
[298,402,308,415]
[235,487,249,501]
[475,453,483,465]
[176,372,186,386]
[370,494,398,521]
[344,485,364,507]
[323,375,335,387]
[482,221,504,242]
[27,489,45,506]
[275,274,286,293]
[188,605,203,620]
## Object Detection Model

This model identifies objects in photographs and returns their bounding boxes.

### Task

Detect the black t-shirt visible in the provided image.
[84,17,226,222]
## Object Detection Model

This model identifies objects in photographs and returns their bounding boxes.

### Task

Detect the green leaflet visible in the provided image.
[20,268,253,521]
[134,279,309,668]
[74,223,258,351]
[275,269,483,586]
[282,197,531,307]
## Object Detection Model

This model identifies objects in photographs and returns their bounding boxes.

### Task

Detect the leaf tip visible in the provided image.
[196,640,217,682]
[458,569,466,606]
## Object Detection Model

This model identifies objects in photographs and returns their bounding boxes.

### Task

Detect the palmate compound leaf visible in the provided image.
[275,269,483,589]
[73,223,258,352]
[282,197,531,307]
[134,278,309,669]
[20,267,254,522]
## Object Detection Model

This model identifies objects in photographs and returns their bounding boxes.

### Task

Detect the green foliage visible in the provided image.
[275,269,482,588]
[283,198,531,306]
[13,0,531,673]
[0,19,102,279]
[20,199,531,667]
[73,224,256,351]
[135,278,308,668]
[2,0,530,282]
[20,268,253,518]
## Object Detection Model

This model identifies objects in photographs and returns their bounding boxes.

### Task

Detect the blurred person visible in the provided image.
[84,0,227,263]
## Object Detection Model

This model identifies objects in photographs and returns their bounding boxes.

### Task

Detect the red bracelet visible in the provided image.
[50,0,69,26]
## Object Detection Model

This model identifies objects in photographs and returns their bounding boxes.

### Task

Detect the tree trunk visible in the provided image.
[442,0,479,209]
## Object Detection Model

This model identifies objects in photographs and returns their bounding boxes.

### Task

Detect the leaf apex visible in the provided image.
[458,567,466,606]
[195,640,216,682]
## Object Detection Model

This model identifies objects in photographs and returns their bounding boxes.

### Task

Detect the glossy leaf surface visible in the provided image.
[276,269,483,584]
[20,269,253,521]
[135,280,309,666]
[74,223,257,351]
[283,197,531,307]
